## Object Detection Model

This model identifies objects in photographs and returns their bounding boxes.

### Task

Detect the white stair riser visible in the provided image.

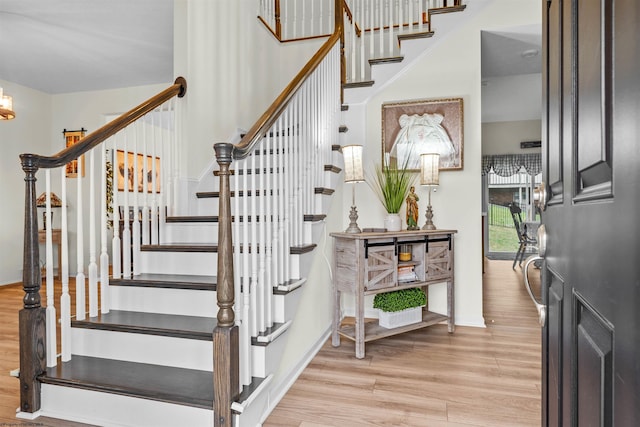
[251,328,291,378]
[273,287,303,324]
[41,384,214,427]
[139,250,218,276]
[71,328,213,371]
[164,222,218,244]
[109,286,216,317]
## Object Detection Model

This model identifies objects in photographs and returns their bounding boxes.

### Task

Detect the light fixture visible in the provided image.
[36,192,63,230]
[0,87,15,120]
[420,153,440,230]
[342,144,364,234]
[521,49,539,58]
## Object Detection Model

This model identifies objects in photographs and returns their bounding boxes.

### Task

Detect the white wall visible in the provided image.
[341,0,542,328]
[174,0,325,180]
[482,119,541,155]
[0,80,51,285]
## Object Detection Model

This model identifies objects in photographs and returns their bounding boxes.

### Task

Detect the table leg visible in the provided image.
[355,286,365,358]
[332,289,341,347]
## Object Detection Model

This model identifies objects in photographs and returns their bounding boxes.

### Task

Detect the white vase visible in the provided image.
[384,213,402,232]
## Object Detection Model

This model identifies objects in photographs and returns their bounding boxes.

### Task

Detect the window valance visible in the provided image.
[481,153,542,177]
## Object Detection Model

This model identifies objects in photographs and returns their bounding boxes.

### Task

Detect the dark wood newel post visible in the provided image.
[212,143,239,427]
[18,153,47,414]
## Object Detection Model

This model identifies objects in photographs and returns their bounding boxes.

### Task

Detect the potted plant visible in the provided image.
[369,157,415,231]
[373,287,426,328]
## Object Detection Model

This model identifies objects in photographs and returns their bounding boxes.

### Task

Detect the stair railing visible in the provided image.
[213,1,343,425]
[18,77,186,416]
[259,0,465,84]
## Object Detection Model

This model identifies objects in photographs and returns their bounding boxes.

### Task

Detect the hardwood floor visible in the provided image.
[264,259,542,426]
[0,260,541,426]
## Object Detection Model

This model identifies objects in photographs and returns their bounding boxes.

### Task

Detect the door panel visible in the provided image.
[544,267,564,427]
[574,293,614,426]
[544,0,563,205]
[542,0,640,425]
[575,0,613,200]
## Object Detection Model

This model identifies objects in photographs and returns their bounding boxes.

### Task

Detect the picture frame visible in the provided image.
[64,128,87,177]
[115,150,161,193]
[381,97,464,171]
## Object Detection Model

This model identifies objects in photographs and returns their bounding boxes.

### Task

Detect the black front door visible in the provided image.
[538,0,640,425]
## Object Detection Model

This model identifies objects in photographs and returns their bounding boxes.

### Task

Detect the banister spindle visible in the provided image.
[212,142,239,427]
[19,153,46,415]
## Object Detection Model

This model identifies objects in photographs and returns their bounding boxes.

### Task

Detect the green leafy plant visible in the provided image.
[369,157,415,214]
[373,287,426,312]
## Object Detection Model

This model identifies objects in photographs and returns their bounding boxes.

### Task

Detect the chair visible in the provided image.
[509,203,537,269]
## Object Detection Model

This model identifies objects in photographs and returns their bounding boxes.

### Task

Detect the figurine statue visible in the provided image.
[406,186,419,230]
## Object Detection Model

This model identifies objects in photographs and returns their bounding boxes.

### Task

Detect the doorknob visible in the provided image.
[534,182,548,212]
[523,255,546,327]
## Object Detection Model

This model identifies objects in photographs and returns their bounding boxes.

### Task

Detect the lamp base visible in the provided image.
[345,205,361,234]
[422,204,436,230]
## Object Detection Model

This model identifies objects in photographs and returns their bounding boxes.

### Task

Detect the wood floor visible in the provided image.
[264,259,542,426]
[0,260,541,426]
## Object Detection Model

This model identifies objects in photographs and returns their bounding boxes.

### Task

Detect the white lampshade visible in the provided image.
[420,153,440,186]
[0,87,15,120]
[342,144,364,182]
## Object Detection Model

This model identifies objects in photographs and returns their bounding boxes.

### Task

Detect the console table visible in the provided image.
[330,229,457,358]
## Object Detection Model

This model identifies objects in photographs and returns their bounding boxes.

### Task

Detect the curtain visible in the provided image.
[481,153,542,177]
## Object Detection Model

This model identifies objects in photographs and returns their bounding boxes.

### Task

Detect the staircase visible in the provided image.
[17,1,472,426]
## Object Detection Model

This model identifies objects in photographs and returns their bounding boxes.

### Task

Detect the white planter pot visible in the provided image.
[378,306,424,329]
[384,213,402,231]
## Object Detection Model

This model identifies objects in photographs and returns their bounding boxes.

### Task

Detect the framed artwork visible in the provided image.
[381,97,464,171]
[64,128,86,177]
[116,150,161,193]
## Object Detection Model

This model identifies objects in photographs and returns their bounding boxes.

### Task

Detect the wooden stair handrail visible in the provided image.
[19,77,187,170]
[232,0,344,160]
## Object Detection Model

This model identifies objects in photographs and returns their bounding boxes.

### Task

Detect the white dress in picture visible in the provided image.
[390,113,456,169]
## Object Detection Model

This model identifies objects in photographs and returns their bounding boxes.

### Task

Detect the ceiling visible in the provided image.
[0,1,541,101]
[0,0,174,94]
[481,25,542,78]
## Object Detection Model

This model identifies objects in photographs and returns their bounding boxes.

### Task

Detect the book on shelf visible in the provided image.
[398,265,418,283]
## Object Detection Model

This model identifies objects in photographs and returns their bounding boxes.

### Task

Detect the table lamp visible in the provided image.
[420,153,439,230]
[36,192,63,230]
[342,144,364,233]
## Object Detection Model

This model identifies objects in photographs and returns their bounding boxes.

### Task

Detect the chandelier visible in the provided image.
[0,87,15,120]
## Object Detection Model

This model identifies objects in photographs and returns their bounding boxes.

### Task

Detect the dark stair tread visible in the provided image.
[196,187,330,199]
[141,242,315,255]
[369,55,404,65]
[251,322,289,346]
[397,31,434,42]
[429,4,467,15]
[40,356,214,409]
[110,273,217,291]
[72,310,216,341]
[315,187,335,196]
[343,80,375,89]
[141,243,218,252]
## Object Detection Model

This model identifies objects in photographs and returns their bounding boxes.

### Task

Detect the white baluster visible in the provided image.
[250,152,258,337]
[158,103,167,244]
[60,167,71,362]
[44,170,57,367]
[256,143,265,333]
[88,148,98,318]
[360,0,366,81]
[76,156,86,321]
[100,142,109,314]
[142,116,151,244]
[151,109,159,245]
[122,129,132,278]
[111,136,121,280]
[264,132,273,328]
[132,122,141,275]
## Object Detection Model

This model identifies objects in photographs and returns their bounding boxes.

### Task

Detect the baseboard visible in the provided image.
[259,327,331,425]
